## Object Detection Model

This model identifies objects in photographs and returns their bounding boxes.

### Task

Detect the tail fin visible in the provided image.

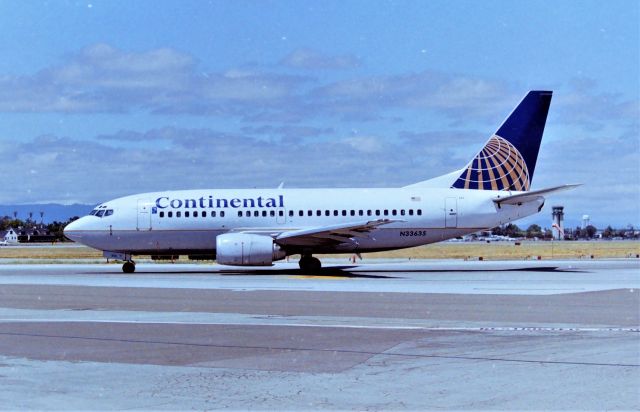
[451,90,552,191]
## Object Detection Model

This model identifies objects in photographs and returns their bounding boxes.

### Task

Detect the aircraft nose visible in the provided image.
[63,217,87,243]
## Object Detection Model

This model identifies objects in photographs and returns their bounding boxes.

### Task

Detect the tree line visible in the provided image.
[491,223,637,240]
[0,216,80,240]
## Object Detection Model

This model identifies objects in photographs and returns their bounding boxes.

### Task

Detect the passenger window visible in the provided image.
[177,211,182,218]
[288,210,293,217]
[299,210,304,217]
[375,210,380,216]
[401,210,405,216]
[185,211,190,218]
[193,211,198,217]
[270,210,275,217]
[392,210,397,216]
[326,210,331,216]
[417,209,422,216]
[409,209,414,216]
[254,211,259,217]
[202,211,207,217]
[211,211,216,217]
[316,210,321,216]
[367,210,372,216]
[238,211,243,217]
[220,211,225,217]
[279,211,284,217]
[383,210,388,216]
[350,210,355,216]
[342,210,347,216]
[359,210,363,216]
[159,211,165,218]
[262,210,267,217]
[168,211,173,218]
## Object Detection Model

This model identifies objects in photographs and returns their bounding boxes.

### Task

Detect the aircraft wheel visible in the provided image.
[122,261,136,273]
[299,256,321,272]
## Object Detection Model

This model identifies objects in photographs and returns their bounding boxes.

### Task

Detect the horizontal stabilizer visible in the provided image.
[492,184,581,206]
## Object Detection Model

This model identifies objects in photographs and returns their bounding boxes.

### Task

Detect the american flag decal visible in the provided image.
[451,135,530,191]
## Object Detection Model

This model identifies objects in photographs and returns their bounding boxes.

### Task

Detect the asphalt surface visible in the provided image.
[0,259,638,410]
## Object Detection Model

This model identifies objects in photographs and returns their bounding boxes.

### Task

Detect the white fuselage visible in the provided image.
[65,187,542,256]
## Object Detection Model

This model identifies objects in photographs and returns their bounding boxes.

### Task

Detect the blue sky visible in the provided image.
[0,0,638,228]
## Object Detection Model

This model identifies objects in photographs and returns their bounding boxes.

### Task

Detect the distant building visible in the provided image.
[551,206,564,240]
[17,224,57,243]
[0,228,19,244]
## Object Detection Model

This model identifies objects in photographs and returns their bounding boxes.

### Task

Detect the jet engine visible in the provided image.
[215,233,286,266]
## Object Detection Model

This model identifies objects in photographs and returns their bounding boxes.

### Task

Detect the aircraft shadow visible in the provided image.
[143,266,395,278]
[93,265,583,277]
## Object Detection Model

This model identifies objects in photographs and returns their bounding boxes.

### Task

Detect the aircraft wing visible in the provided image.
[275,219,400,247]
[492,184,581,206]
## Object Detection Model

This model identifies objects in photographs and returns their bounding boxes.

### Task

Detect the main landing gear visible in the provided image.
[299,254,321,272]
[122,260,136,273]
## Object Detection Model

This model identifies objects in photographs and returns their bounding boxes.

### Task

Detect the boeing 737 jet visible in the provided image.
[65,90,578,273]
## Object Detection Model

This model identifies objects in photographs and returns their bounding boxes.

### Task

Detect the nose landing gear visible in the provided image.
[122,260,136,273]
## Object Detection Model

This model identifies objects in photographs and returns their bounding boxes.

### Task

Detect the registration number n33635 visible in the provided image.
[399,230,427,237]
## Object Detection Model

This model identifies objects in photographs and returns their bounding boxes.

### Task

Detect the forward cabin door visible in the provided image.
[137,199,153,231]
[445,197,458,228]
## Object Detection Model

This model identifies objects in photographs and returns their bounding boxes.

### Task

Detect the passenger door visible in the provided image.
[137,199,153,231]
[445,198,458,228]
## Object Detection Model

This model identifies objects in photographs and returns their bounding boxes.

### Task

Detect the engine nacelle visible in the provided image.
[216,233,286,266]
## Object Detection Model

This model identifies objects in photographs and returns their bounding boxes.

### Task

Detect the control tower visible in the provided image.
[552,206,564,240]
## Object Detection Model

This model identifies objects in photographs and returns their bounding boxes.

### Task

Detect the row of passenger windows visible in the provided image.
[159,210,225,218]
[287,209,422,217]
[158,209,422,219]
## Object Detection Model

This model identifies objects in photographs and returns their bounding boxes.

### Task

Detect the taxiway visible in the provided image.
[0,259,638,410]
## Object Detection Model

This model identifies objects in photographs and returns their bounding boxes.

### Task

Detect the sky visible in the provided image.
[0,0,638,229]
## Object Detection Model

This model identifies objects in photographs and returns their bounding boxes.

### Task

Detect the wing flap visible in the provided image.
[275,219,400,247]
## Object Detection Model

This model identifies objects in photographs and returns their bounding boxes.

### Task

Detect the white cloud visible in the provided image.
[281,48,361,70]
[0,127,478,204]
[310,70,516,122]
[0,44,308,114]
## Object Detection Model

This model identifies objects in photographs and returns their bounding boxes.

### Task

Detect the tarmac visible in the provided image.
[0,259,638,410]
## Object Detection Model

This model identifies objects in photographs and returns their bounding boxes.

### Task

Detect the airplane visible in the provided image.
[64,90,579,273]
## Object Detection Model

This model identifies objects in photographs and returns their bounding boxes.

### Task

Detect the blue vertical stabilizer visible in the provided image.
[451,91,552,191]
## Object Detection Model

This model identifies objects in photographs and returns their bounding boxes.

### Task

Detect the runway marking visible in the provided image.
[1,318,637,333]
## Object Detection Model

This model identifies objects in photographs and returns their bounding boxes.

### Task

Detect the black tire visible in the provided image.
[299,256,321,273]
[122,261,136,273]
[309,257,321,272]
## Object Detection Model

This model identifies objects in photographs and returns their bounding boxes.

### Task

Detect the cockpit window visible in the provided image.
[90,207,114,218]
